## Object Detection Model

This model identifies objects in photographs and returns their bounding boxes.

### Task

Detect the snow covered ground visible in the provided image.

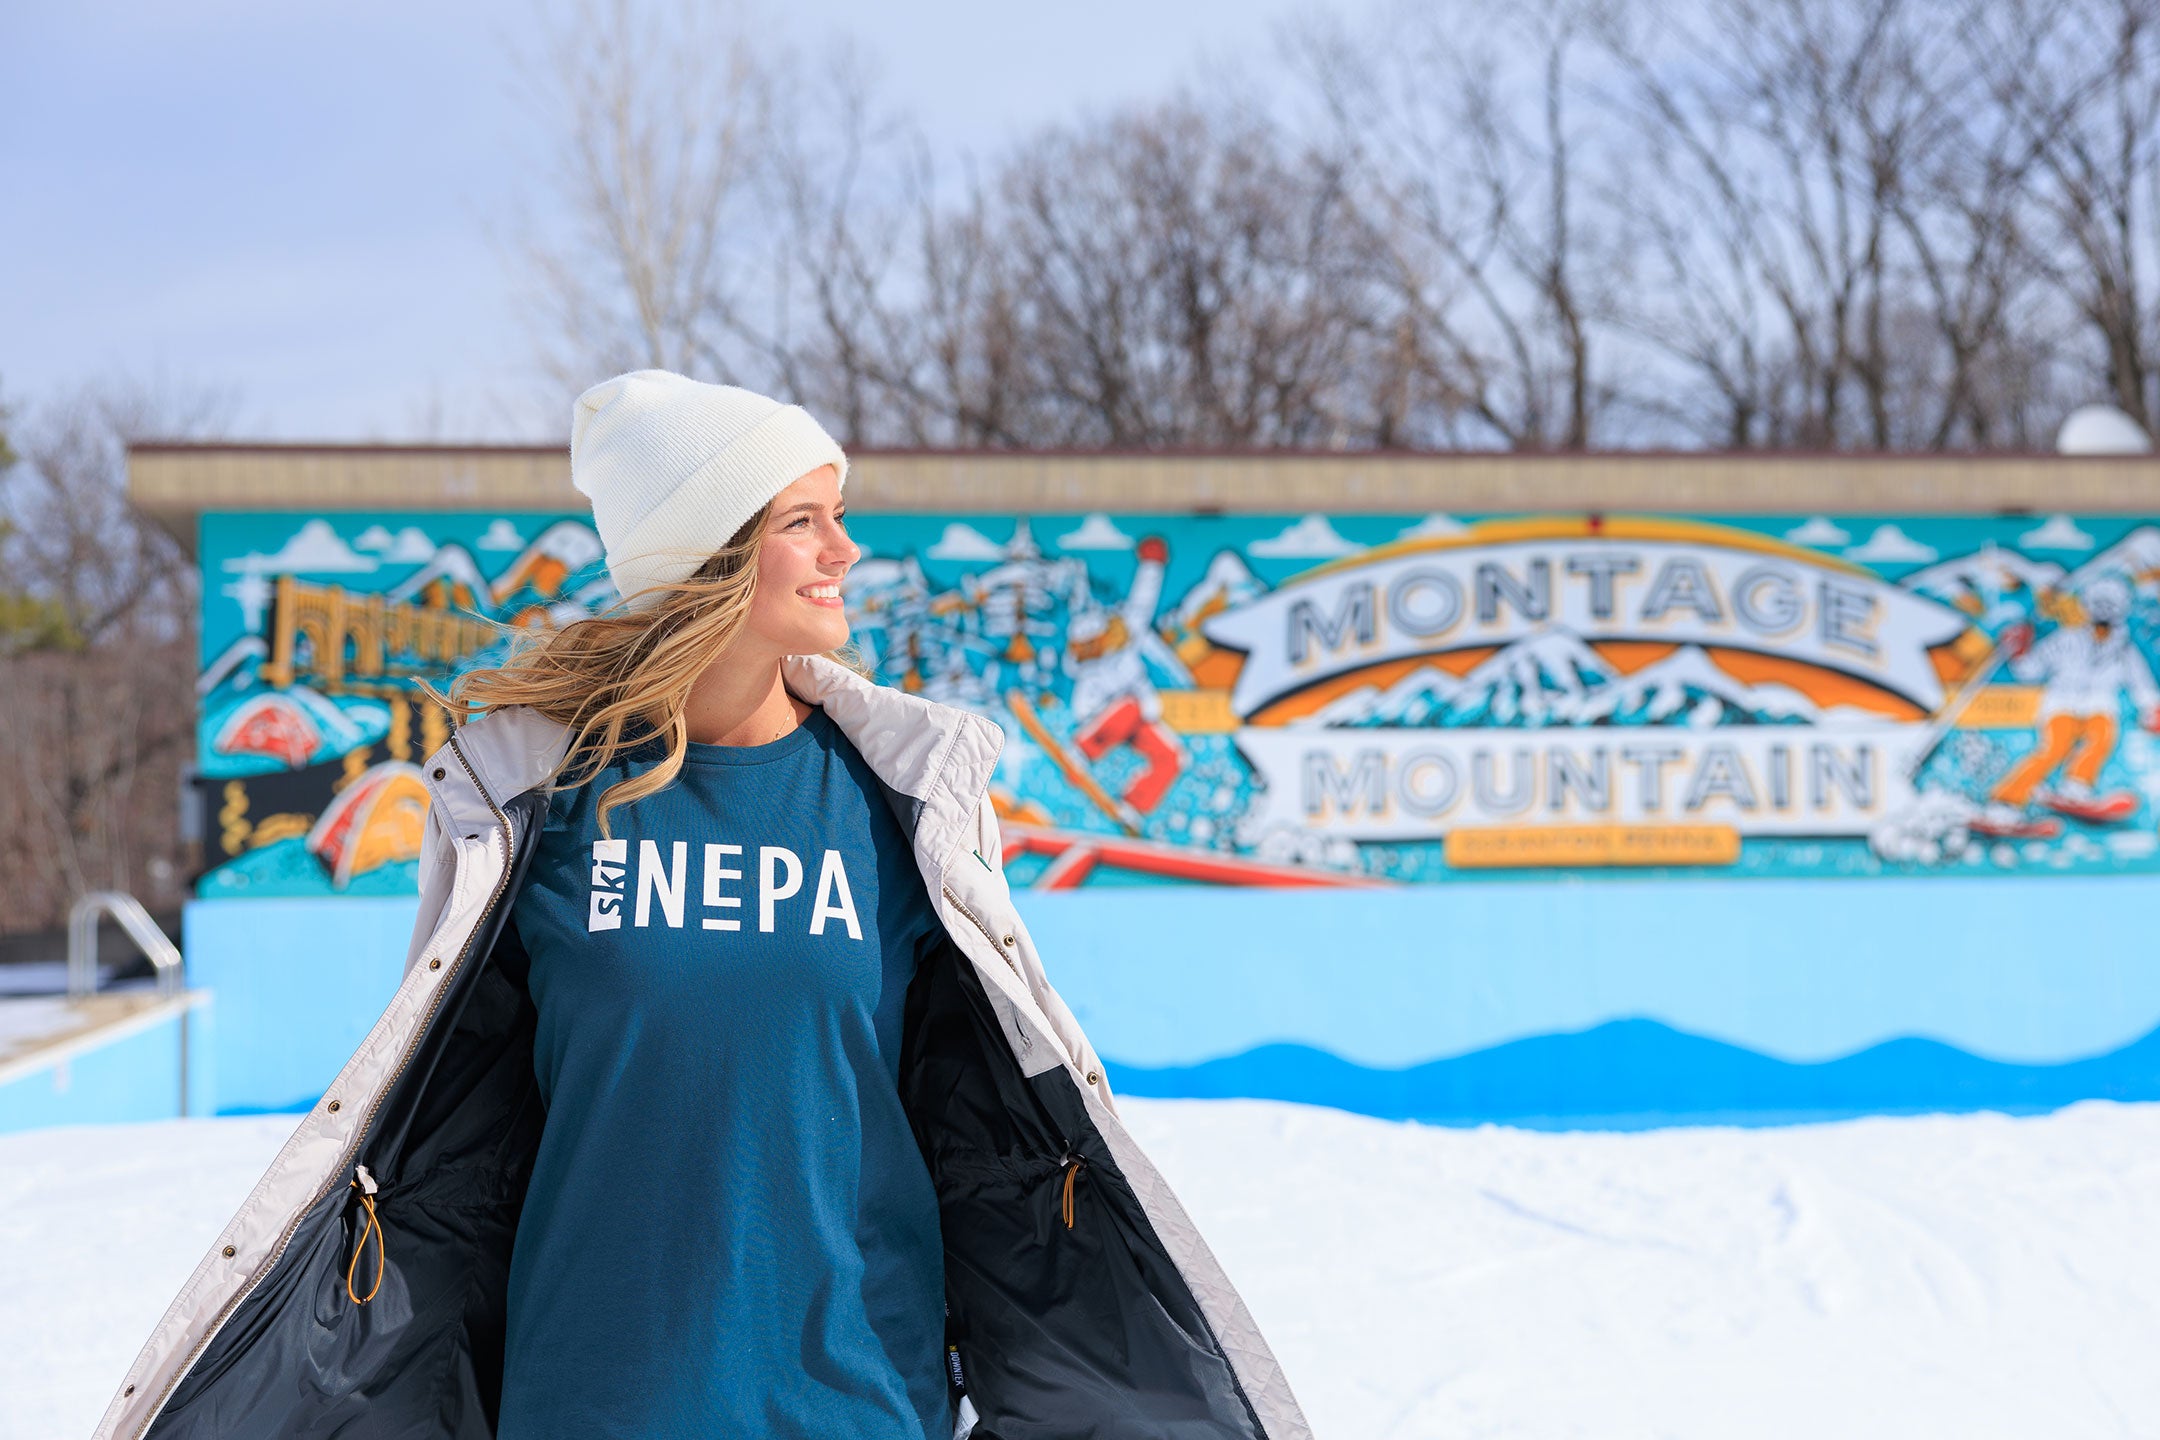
[5,1099,2158,1439]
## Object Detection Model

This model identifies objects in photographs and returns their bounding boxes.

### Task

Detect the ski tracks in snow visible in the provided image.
[1120,1098,2160,1439]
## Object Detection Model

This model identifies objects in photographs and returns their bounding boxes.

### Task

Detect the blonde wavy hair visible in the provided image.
[420,499,867,840]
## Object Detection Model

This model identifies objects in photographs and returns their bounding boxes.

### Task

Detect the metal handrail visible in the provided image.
[64,890,193,1117]
[68,891,184,999]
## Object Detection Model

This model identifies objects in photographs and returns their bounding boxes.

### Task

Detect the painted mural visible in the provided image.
[199,508,2160,898]
[848,509,2160,886]
[196,513,613,897]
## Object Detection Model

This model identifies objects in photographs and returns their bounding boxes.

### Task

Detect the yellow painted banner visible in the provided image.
[1959,686,2045,729]
[1444,824,1743,869]
[1158,687,1239,734]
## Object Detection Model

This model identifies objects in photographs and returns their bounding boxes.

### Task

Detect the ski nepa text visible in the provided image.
[586,839,863,938]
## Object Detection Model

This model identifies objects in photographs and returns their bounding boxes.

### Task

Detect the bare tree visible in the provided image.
[1976,0,2160,432]
[1606,0,2074,448]
[515,0,2140,454]
[517,0,943,442]
[514,0,770,396]
[885,184,1033,446]
[977,100,1386,448]
[521,0,1397,449]
[0,380,227,935]
[725,48,943,443]
[746,94,1395,450]
[1294,0,1627,448]
[1886,5,2063,449]
[1609,0,1911,446]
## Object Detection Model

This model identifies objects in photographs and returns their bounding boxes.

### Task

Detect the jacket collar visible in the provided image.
[443,652,1004,882]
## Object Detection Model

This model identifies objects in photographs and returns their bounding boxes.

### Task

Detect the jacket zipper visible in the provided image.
[127,733,516,1440]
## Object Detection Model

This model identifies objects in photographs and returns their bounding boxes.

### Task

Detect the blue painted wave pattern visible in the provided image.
[1102,1019,2160,1131]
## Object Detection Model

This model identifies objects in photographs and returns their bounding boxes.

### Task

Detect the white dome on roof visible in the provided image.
[2057,404,2153,455]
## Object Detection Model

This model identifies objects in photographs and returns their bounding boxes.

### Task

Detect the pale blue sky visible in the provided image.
[1,1,1323,440]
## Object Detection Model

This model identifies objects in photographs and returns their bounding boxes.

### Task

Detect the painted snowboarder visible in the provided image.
[1987,574,2160,827]
[1063,535,1189,816]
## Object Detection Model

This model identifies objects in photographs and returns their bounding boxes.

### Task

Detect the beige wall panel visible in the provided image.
[130,444,2160,558]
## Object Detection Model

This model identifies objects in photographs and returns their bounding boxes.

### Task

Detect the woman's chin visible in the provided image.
[784,622,851,656]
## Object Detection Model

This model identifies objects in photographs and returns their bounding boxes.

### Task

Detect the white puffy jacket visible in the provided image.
[95,653,1309,1440]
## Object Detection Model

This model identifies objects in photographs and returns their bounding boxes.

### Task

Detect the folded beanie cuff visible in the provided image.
[606,404,849,609]
[707,402,850,500]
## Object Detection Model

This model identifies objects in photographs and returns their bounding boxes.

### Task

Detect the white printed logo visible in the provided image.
[587,838,627,931]
[587,837,862,939]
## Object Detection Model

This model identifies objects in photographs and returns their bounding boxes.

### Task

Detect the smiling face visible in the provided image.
[741,464,857,656]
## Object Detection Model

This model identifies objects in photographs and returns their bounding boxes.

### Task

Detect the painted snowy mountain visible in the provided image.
[536,574,623,630]
[197,633,267,697]
[2070,524,2160,590]
[1578,645,1816,727]
[1312,632,1820,728]
[386,543,491,612]
[1178,550,1266,633]
[1903,542,2066,609]
[844,554,931,602]
[965,547,1088,615]
[487,520,606,604]
[1449,629,1616,726]
[526,519,606,567]
[1310,666,1462,726]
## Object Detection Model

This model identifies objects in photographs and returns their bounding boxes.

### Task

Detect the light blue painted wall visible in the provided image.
[0,1003,206,1133]
[185,897,416,1113]
[181,874,2160,1118]
[1017,875,2160,1068]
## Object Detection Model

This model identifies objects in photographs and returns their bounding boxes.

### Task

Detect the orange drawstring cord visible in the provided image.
[1060,1157,1083,1230]
[346,1165,384,1305]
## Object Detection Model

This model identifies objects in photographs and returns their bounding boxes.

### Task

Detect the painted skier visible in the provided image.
[1985,574,2160,827]
[1063,535,1189,816]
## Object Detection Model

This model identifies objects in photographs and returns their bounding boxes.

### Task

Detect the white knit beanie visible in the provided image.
[569,370,849,609]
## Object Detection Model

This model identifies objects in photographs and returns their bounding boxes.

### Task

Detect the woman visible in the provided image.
[95,372,1309,1440]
